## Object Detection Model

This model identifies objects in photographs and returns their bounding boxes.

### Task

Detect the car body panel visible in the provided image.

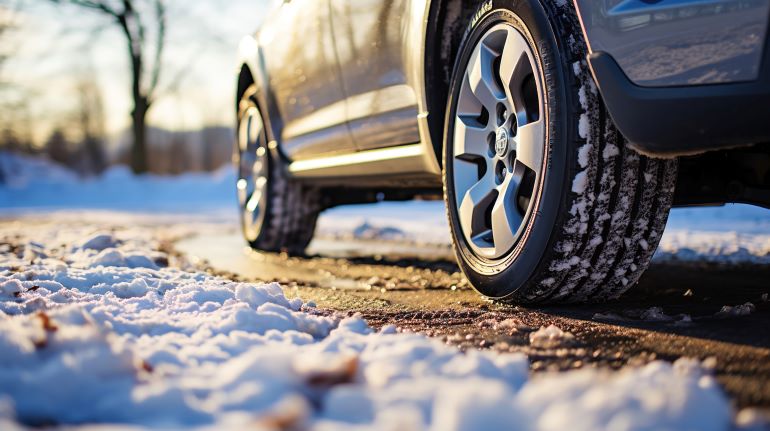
[256,0,356,160]
[329,0,421,151]
[237,0,769,174]
[238,0,440,175]
[573,0,770,87]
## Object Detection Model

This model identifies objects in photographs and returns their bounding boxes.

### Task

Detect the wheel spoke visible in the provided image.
[468,43,504,111]
[491,173,524,255]
[459,175,497,239]
[245,176,267,212]
[455,117,490,159]
[239,117,251,153]
[246,192,261,213]
[515,120,544,171]
[498,28,530,107]
[453,22,543,259]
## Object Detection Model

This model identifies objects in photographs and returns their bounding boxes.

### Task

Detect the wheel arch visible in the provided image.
[236,36,288,164]
[424,0,483,167]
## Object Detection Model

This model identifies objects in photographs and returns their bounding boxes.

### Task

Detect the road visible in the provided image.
[177,231,770,410]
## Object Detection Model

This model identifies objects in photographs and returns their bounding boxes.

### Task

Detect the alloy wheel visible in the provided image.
[237,106,269,241]
[452,22,545,259]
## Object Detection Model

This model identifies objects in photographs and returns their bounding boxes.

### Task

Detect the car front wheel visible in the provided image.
[442,0,678,303]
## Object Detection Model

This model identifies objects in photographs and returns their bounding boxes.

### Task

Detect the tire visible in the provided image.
[442,0,677,303]
[236,84,321,255]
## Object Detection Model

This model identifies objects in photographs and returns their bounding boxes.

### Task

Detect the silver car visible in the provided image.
[234,0,770,303]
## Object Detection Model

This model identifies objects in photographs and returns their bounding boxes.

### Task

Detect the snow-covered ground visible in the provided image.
[3,151,769,264]
[320,200,770,265]
[0,152,234,215]
[1,152,769,429]
[0,222,745,430]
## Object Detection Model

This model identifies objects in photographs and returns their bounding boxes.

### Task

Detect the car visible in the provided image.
[234,0,770,304]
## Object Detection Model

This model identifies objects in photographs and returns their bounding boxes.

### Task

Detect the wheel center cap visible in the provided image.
[495,128,509,157]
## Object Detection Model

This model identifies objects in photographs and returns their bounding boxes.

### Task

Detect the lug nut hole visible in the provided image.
[496,104,508,127]
[495,161,507,184]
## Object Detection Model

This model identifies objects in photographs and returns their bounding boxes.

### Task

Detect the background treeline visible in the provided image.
[0,125,233,176]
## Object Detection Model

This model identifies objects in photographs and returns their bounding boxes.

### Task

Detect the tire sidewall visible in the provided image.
[443,0,573,299]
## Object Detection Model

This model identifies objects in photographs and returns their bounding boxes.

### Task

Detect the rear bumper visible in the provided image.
[587,49,770,156]
[588,35,770,156]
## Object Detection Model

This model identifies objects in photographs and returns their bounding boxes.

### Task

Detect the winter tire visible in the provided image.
[236,85,321,254]
[442,0,678,303]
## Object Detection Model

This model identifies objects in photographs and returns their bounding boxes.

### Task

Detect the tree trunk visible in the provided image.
[131,98,148,174]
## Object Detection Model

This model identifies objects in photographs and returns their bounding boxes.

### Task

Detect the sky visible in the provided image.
[1,0,275,146]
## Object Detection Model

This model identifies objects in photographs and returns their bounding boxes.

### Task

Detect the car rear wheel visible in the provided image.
[443,0,678,303]
[236,85,321,254]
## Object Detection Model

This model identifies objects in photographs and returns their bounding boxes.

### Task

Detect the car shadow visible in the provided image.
[534,262,770,350]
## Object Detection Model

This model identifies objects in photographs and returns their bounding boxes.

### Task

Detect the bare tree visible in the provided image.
[50,0,166,174]
[73,75,107,174]
[45,128,71,166]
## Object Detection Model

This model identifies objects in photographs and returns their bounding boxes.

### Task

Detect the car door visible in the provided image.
[259,0,356,160]
[329,0,422,151]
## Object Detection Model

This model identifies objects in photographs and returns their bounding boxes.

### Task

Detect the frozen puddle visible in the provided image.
[0,224,750,431]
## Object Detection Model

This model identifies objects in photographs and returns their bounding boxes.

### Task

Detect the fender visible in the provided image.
[406,0,443,175]
[236,34,287,162]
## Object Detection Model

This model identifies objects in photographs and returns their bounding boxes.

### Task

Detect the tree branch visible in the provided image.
[65,0,121,18]
[147,0,165,102]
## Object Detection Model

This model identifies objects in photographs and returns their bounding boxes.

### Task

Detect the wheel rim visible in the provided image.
[452,22,545,260]
[237,106,269,241]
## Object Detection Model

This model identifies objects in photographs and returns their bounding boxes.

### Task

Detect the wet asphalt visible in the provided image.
[176,232,770,410]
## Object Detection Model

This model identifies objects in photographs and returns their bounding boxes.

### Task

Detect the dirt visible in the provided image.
[177,233,770,410]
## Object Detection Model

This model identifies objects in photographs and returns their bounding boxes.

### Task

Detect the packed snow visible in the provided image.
[0,223,739,430]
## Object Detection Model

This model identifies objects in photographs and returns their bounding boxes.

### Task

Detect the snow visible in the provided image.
[578,113,590,140]
[571,170,589,194]
[577,143,592,168]
[0,151,234,216]
[716,302,755,318]
[320,201,770,265]
[0,153,754,430]
[0,225,738,430]
[3,151,768,264]
[529,325,575,349]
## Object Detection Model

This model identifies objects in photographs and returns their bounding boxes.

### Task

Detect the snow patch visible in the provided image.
[578,113,590,139]
[716,302,755,318]
[80,233,119,251]
[571,170,589,194]
[602,144,620,160]
[577,143,592,168]
[529,325,575,348]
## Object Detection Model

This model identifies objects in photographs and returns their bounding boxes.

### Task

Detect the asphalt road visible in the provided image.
[176,232,770,410]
